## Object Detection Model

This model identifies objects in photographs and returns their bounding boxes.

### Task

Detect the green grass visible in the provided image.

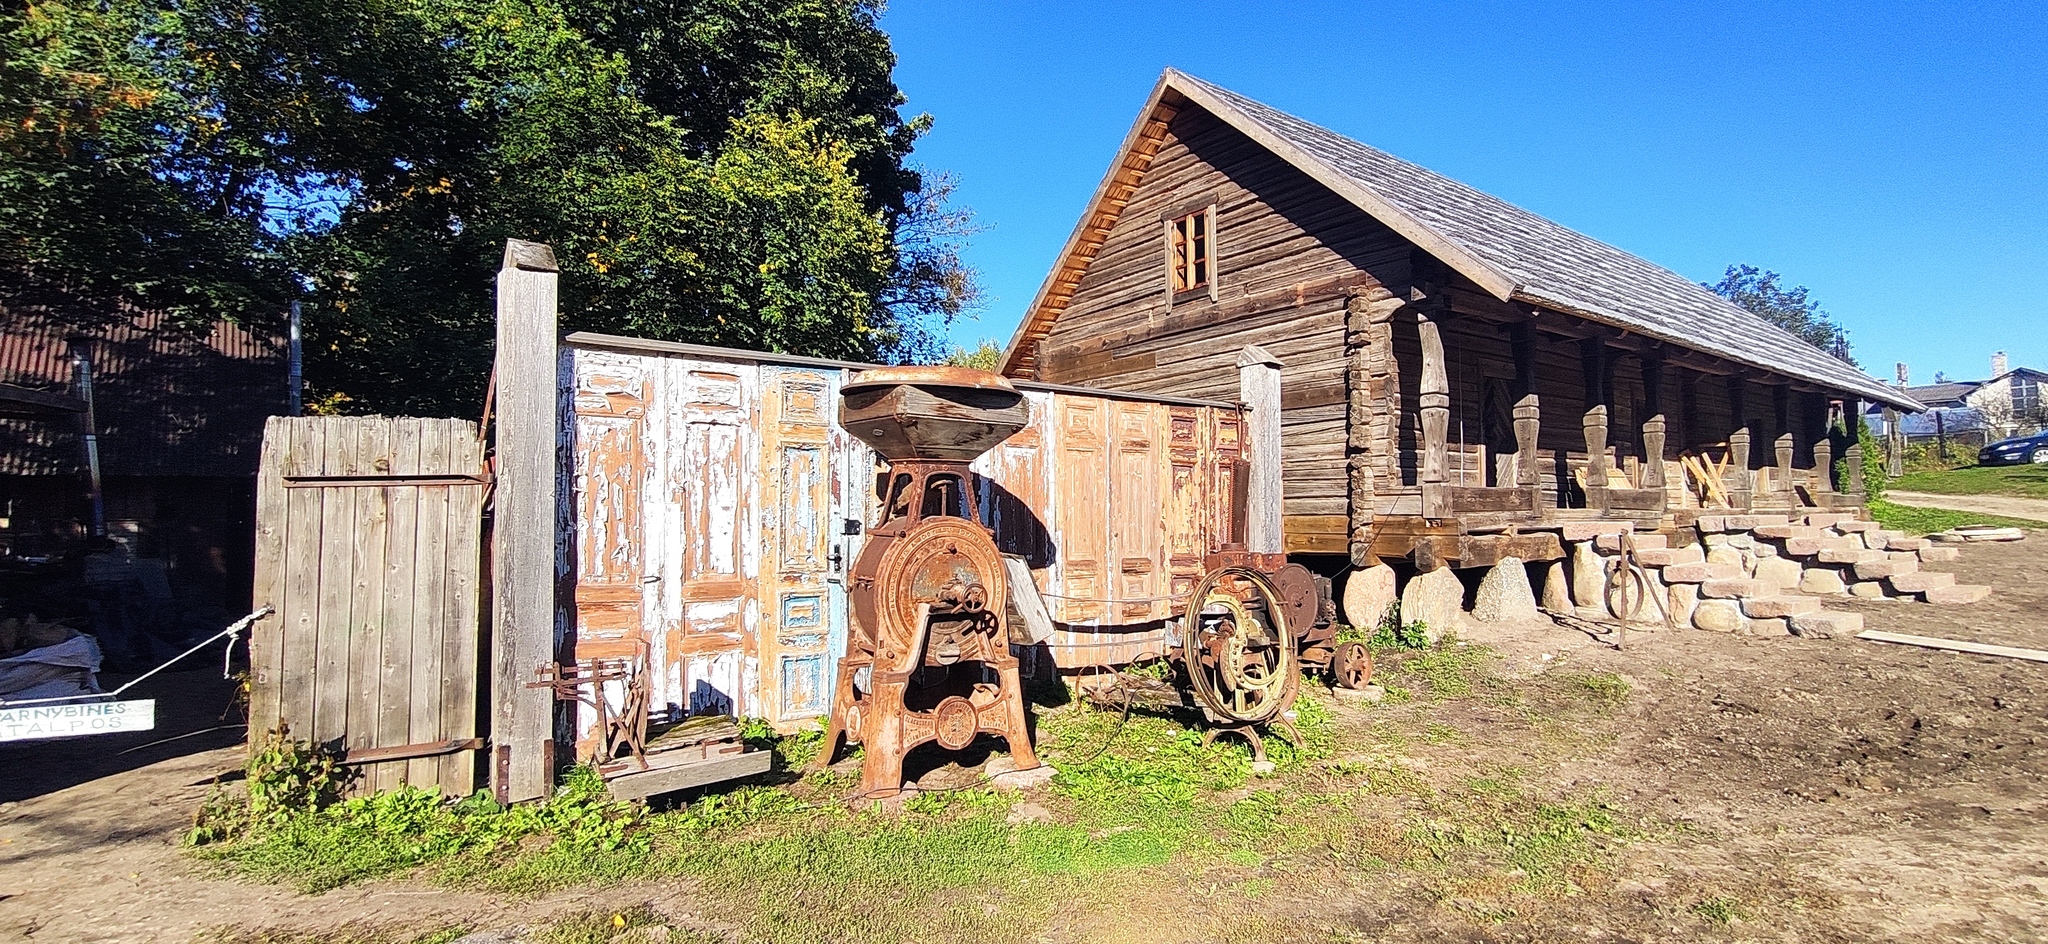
[197,640,1645,944]
[1868,499,2048,535]
[1893,463,2048,499]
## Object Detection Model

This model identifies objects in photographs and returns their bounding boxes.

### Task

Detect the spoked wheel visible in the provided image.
[1330,641,1373,690]
[1180,566,1300,725]
[1603,559,1649,621]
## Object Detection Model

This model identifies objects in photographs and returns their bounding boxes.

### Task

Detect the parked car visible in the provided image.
[1978,431,2048,466]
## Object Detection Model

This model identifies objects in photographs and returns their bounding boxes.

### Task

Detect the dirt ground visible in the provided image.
[5,534,2048,943]
[1887,489,2048,522]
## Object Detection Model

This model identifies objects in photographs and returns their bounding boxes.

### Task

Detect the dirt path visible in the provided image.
[1887,489,2048,522]
[6,538,2048,942]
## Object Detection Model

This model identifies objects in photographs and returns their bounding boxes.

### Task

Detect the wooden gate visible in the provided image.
[249,416,486,794]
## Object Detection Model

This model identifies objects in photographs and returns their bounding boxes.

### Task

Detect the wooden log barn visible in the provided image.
[1000,69,1924,571]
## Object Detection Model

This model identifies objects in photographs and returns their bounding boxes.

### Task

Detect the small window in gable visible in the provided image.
[1166,206,1213,299]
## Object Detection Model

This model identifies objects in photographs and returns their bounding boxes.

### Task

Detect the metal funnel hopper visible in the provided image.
[839,366,1029,462]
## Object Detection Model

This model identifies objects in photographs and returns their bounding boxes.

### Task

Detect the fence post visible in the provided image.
[493,239,559,803]
[1238,345,1283,554]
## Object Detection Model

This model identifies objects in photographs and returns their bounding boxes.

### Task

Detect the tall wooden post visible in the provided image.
[1239,344,1283,555]
[1813,437,1834,495]
[493,239,560,803]
[1582,405,1610,503]
[1642,414,1667,490]
[1347,294,1404,566]
[1727,426,1753,510]
[1774,433,1795,499]
[1514,395,1541,487]
[1418,310,1450,520]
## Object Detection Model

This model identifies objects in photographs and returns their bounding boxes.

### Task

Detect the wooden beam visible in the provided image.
[1418,309,1450,519]
[1239,345,1284,554]
[492,238,561,804]
[1858,631,2048,665]
[1643,415,1667,490]
[1514,395,1541,489]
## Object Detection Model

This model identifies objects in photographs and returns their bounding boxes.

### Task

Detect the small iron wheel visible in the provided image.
[1603,560,1648,622]
[1330,641,1373,690]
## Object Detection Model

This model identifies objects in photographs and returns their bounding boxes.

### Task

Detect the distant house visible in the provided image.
[1872,352,2046,444]
[1,271,285,628]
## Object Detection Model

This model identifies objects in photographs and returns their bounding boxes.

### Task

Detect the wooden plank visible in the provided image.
[407,420,452,789]
[1857,631,2048,664]
[347,419,393,792]
[1239,345,1283,554]
[603,748,772,802]
[377,420,420,788]
[277,420,324,741]
[311,417,359,751]
[248,418,290,738]
[493,240,561,802]
[440,419,485,794]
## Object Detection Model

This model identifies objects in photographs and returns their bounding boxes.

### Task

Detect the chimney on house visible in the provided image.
[1992,351,2009,378]
[1895,362,1909,386]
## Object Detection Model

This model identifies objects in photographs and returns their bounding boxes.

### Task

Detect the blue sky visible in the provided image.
[880,1,2047,386]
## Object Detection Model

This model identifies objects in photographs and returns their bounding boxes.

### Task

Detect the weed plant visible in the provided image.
[197,638,1640,944]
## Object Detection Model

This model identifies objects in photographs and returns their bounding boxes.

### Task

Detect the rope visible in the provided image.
[0,604,273,708]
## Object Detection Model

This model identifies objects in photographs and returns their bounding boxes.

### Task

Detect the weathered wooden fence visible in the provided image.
[249,415,487,795]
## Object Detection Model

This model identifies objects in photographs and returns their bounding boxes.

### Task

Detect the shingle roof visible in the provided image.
[1004,69,1920,410]
[1899,381,1978,408]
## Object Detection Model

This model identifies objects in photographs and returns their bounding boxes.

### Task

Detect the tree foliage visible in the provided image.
[1705,264,1853,364]
[942,340,1004,372]
[1,0,974,415]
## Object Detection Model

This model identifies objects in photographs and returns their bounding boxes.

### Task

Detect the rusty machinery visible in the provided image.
[817,366,1039,797]
[815,366,1365,793]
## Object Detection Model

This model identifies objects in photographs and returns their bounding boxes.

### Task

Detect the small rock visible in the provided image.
[1340,563,1399,629]
[1790,611,1864,638]
[1540,561,1573,613]
[1250,760,1278,777]
[985,757,1057,792]
[1848,581,1891,600]
[1570,542,1608,609]
[1692,599,1745,633]
[1007,801,1056,824]
[1330,683,1386,705]
[1754,557,1802,592]
[1399,567,1464,642]
[1800,567,1848,595]
[1745,616,1790,637]
[1472,557,1541,623]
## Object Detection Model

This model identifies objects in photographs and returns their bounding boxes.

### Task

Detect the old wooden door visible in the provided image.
[755,365,852,727]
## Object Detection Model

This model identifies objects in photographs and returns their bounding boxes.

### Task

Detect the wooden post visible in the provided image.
[1813,437,1834,494]
[1418,311,1449,519]
[1239,344,1283,555]
[1727,426,1753,510]
[1346,294,1402,566]
[1582,405,1610,502]
[1642,415,1667,490]
[1514,395,1541,488]
[492,239,560,803]
[1774,433,1794,497]
[1580,338,1608,410]
[1509,321,1536,401]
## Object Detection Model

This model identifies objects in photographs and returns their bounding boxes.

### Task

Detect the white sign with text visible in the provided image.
[0,699,158,741]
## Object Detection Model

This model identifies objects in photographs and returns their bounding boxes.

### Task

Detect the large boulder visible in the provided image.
[1340,563,1399,629]
[1399,567,1465,642]
[1540,561,1573,614]
[1692,599,1745,633]
[1570,542,1608,611]
[1472,557,1541,623]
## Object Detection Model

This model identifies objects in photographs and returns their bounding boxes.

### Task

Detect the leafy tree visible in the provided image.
[1,0,976,416]
[942,340,1005,372]
[1705,264,1853,364]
